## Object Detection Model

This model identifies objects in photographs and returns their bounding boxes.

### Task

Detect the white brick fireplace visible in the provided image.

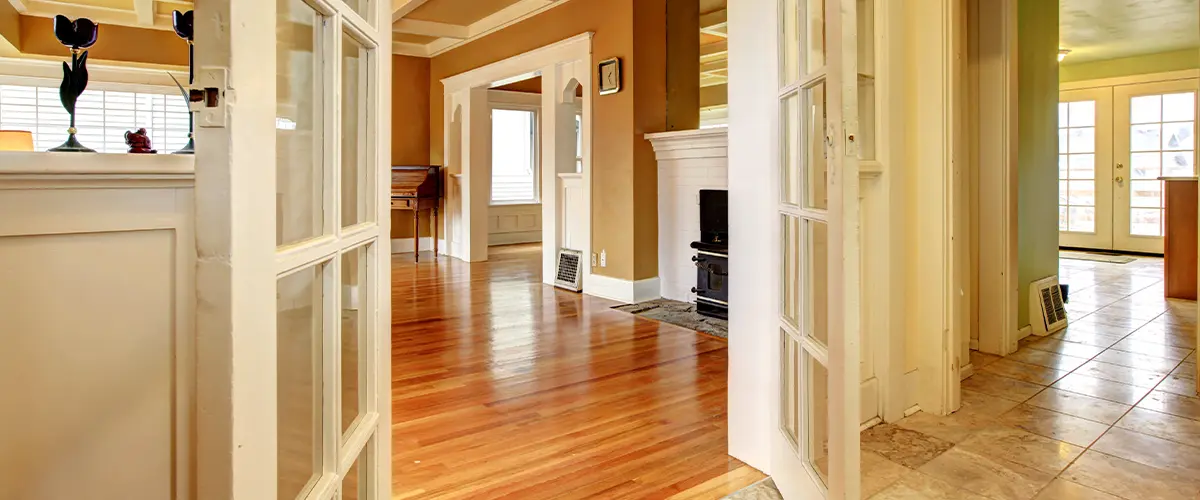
[645,128,729,302]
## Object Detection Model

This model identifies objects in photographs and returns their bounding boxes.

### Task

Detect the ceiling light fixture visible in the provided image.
[1058,49,1071,62]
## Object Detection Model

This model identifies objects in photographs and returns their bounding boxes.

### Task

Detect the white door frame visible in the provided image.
[969,0,1019,357]
[193,0,392,497]
[441,33,594,291]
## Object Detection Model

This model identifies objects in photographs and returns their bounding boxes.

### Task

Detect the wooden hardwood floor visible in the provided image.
[391,244,764,499]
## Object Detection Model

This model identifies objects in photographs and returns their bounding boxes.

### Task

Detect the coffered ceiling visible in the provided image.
[1060,0,1199,63]
[391,0,567,57]
[700,0,727,89]
[6,0,192,31]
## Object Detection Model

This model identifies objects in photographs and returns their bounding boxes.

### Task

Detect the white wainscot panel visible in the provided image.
[488,203,542,246]
[0,152,195,500]
[646,128,728,303]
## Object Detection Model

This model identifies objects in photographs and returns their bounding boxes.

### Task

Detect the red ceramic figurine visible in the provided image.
[125,128,156,154]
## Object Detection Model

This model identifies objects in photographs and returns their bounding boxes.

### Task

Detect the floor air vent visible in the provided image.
[1030,275,1068,336]
[555,249,583,292]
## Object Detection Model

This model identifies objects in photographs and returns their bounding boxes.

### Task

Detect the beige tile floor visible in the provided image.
[864,255,1200,500]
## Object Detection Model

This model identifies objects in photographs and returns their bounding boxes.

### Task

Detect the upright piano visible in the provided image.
[391,166,442,262]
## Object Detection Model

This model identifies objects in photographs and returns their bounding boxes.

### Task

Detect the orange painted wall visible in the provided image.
[429,0,666,281]
[19,16,188,67]
[391,55,433,240]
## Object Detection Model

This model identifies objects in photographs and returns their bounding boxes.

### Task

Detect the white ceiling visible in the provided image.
[1060,0,1200,63]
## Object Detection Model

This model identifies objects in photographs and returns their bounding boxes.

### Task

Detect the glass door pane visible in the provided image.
[278,264,326,500]
[341,31,373,228]
[1058,100,1098,233]
[277,0,328,247]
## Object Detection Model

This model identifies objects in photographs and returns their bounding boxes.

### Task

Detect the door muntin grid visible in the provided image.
[274,0,385,498]
[1126,91,1196,237]
[1058,100,1098,234]
[778,0,834,490]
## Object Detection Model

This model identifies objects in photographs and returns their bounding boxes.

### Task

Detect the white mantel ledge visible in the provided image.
[645,127,728,160]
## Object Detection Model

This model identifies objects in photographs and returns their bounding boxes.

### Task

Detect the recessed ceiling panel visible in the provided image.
[394,33,439,45]
[700,0,726,16]
[406,0,527,26]
[1061,0,1200,62]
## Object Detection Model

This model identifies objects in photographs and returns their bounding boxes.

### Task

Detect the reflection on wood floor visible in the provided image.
[391,244,763,499]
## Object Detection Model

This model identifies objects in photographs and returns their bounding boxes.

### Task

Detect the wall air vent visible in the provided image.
[1030,275,1068,336]
[554,248,584,292]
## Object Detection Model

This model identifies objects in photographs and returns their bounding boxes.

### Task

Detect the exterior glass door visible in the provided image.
[1059,79,1198,254]
[1113,81,1198,253]
[1058,88,1114,249]
[773,0,863,497]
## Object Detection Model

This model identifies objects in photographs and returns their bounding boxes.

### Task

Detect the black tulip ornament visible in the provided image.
[171,10,196,155]
[172,10,193,41]
[53,15,98,50]
[49,15,98,152]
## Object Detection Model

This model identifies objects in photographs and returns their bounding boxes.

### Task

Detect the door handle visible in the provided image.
[1115,176,1124,184]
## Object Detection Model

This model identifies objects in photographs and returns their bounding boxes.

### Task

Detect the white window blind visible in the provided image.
[0,85,191,153]
[491,108,538,204]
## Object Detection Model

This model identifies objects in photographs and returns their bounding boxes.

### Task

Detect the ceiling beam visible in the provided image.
[133,0,154,26]
[700,8,727,38]
[393,18,468,39]
[392,41,431,57]
[425,0,559,57]
[392,0,432,23]
[21,1,174,30]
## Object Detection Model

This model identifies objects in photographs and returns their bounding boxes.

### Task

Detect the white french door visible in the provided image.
[1113,81,1198,253]
[773,0,862,497]
[1058,89,1113,249]
[194,0,391,498]
[1059,78,1198,254]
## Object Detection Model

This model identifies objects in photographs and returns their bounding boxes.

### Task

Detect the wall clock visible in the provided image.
[598,57,622,96]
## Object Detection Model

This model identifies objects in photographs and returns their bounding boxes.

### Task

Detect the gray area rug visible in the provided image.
[612,298,728,339]
[1061,251,1136,264]
[722,478,783,500]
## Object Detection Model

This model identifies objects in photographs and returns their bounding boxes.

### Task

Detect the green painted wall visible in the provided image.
[1061,49,1200,83]
[1016,0,1060,329]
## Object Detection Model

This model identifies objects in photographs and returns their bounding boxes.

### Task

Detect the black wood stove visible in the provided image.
[690,190,728,319]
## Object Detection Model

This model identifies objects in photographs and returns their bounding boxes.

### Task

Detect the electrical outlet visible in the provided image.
[600,250,607,267]
[591,253,598,266]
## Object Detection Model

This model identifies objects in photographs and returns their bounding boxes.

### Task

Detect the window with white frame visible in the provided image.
[491,108,539,204]
[0,84,190,153]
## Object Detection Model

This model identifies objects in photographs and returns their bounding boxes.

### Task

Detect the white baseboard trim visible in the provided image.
[489,231,542,246]
[960,363,975,381]
[860,377,879,424]
[903,369,920,411]
[391,237,446,254]
[1016,325,1032,341]
[586,274,662,304]
[969,338,979,350]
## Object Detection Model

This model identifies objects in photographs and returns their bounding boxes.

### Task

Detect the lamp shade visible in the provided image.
[0,130,33,151]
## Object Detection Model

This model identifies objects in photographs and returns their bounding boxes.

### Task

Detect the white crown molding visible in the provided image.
[441,32,591,92]
[21,0,176,31]
[391,0,566,57]
[393,18,468,39]
[6,0,27,13]
[392,42,431,57]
